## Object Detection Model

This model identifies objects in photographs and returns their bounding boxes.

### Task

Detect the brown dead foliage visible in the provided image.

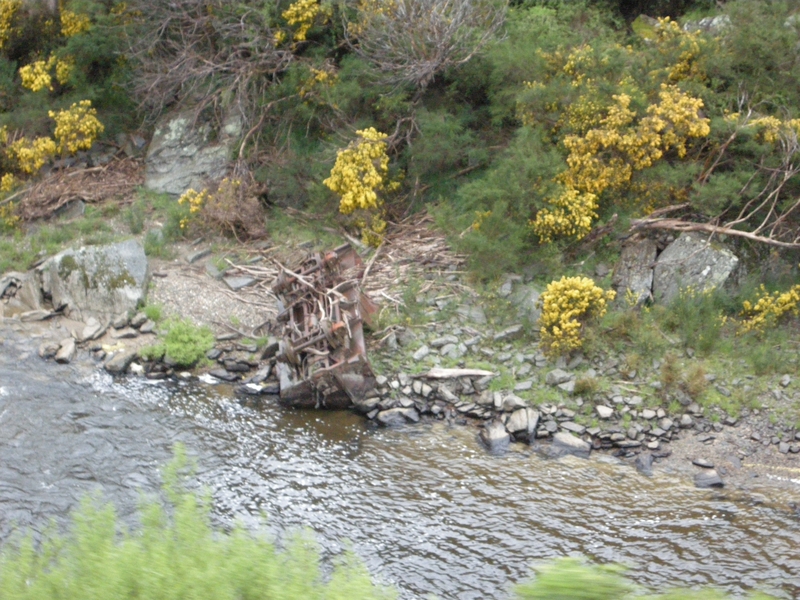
[16,158,143,221]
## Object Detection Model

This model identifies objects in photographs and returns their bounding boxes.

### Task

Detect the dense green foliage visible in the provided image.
[140,318,214,367]
[3,0,800,278]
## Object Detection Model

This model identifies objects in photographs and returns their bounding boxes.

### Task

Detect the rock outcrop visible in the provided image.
[38,240,149,322]
[144,112,241,195]
[653,233,740,304]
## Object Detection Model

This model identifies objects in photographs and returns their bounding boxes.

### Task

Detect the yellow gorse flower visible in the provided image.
[19,54,75,92]
[0,0,20,50]
[7,136,57,173]
[49,100,104,155]
[19,57,54,92]
[281,0,330,42]
[538,276,615,357]
[61,9,91,37]
[323,127,398,246]
[532,86,709,242]
[55,56,75,85]
[740,284,800,333]
[0,172,16,192]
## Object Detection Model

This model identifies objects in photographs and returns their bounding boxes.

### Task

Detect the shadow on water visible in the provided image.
[1,329,799,599]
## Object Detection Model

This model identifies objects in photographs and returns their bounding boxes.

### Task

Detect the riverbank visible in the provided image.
[2,204,799,502]
[2,322,799,599]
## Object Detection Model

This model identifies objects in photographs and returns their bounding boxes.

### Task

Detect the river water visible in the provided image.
[1,327,799,599]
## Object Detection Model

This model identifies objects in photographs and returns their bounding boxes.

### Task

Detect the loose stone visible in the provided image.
[39,341,60,359]
[186,248,211,264]
[493,324,523,342]
[376,407,420,426]
[695,469,724,488]
[596,405,614,419]
[104,350,138,374]
[480,420,511,452]
[545,369,571,386]
[412,345,430,361]
[561,421,586,435]
[111,327,138,339]
[223,276,255,291]
[557,381,575,395]
[55,338,76,364]
[430,335,458,348]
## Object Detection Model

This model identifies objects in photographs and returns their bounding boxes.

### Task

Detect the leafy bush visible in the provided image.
[514,556,777,600]
[141,318,214,367]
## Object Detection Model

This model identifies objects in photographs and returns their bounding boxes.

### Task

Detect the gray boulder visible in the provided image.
[480,420,510,453]
[38,240,148,322]
[550,431,591,459]
[653,233,739,304]
[506,408,540,443]
[144,112,241,195]
[613,237,657,307]
[509,283,542,322]
[105,350,138,374]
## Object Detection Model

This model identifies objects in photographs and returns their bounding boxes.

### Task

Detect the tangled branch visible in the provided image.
[345,0,506,91]
[127,0,295,130]
[633,107,800,249]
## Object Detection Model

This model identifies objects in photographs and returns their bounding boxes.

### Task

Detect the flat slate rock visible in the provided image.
[550,431,591,459]
[186,249,211,264]
[208,368,239,382]
[223,276,256,291]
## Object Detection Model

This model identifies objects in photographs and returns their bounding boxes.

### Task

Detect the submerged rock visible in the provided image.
[695,469,724,488]
[550,431,591,459]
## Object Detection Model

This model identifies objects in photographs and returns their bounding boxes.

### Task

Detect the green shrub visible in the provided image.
[141,318,214,367]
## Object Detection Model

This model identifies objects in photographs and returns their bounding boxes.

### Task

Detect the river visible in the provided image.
[1,326,798,599]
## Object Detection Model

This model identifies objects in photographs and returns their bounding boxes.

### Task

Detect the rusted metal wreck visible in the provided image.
[272,243,377,409]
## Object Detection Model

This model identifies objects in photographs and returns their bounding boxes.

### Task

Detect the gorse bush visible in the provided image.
[538,276,616,357]
[0,0,130,227]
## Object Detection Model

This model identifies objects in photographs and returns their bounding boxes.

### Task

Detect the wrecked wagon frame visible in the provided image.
[272,243,377,409]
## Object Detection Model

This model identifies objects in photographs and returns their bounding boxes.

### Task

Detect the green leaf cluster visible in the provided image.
[140,318,214,367]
